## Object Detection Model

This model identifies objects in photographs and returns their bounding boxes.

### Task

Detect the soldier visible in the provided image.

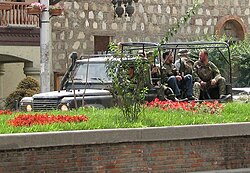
[193,50,231,100]
[175,49,194,76]
[146,51,161,86]
[161,50,195,101]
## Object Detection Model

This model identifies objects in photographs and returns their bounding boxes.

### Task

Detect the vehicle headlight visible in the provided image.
[26,105,32,112]
[61,104,69,111]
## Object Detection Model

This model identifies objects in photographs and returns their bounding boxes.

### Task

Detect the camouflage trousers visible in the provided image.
[193,77,226,99]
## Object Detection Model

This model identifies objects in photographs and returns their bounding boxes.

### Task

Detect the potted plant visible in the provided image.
[49,4,63,16]
[26,2,46,15]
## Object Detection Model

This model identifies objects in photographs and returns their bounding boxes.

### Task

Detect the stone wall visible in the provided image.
[51,0,249,73]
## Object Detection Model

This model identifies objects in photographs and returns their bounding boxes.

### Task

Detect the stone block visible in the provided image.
[195,27,200,34]
[84,3,89,11]
[91,3,97,11]
[139,4,144,13]
[85,20,89,27]
[97,11,103,20]
[213,9,219,16]
[172,7,177,15]
[206,19,212,26]
[204,27,209,34]
[132,23,137,31]
[187,26,191,34]
[236,7,242,15]
[206,9,211,16]
[64,2,72,10]
[141,23,145,31]
[69,30,73,40]
[198,8,203,15]
[89,11,94,19]
[161,15,166,24]
[79,12,85,19]
[244,9,250,16]
[195,19,203,26]
[72,41,80,50]
[152,14,157,24]
[166,6,171,14]
[111,23,118,30]
[181,6,185,15]
[102,22,107,30]
[231,8,235,15]
[148,5,154,14]
[83,42,87,50]
[77,32,85,39]
[158,5,162,13]
[143,13,148,23]
[234,0,239,6]
[93,22,98,29]
[60,31,65,40]
[74,2,79,10]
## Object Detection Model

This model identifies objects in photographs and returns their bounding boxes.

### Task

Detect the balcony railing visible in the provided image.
[0,2,40,28]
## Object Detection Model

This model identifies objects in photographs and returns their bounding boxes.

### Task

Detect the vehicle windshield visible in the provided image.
[73,62,111,83]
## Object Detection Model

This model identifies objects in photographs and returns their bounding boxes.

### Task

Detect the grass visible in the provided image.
[0,102,250,134]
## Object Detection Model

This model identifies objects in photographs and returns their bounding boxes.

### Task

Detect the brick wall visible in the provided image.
[0,136,250,172]
[0,123,250,173]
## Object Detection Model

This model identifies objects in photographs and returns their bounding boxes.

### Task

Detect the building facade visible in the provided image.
[50,0,248,88]
[0,0,249,98]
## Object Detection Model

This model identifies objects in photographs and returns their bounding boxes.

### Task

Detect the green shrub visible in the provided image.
[5,76,40,110]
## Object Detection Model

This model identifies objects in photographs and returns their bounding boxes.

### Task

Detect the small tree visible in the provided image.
[5,76,40,110]
[106,43,149,121]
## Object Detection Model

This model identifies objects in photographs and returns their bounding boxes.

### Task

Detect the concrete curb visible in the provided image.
[190,168,250,173]
[0,122,250,150]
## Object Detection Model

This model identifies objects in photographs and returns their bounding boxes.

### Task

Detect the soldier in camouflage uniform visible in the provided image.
[193,50,230,99]
[161,51,195,101]
[175,49,194,76]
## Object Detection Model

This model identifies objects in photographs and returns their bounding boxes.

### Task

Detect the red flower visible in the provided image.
[0,110,13,115]
[8,113,89,127]
[145,98,223,114]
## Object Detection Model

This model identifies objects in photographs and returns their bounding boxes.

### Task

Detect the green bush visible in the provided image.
[5,76,40,110]
[230,36,250,87]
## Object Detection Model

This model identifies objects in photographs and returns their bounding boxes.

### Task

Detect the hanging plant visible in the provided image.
[26,2,46,15]
[49,4,64,16]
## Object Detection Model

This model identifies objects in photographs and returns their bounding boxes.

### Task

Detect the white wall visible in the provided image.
[3,63,26,98]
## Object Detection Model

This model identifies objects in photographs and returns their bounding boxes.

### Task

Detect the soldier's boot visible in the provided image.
[218,77,231,100]
[193,82,201,99]
[217,77,226,97]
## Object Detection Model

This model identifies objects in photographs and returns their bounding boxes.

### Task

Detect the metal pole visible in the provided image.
[40,0,50,93]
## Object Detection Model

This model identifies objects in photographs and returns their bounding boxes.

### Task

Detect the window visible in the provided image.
[94,36,111,54]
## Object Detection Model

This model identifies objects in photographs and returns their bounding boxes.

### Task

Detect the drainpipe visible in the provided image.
[0,64,4,98]
[40,0,50,93]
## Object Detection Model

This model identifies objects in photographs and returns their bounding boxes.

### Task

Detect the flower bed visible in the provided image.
[146,98,224,114]
[0,110,12,115]
[8,113,88,127]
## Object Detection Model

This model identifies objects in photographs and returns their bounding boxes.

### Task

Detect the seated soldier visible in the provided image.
[146,51,161,86]
[193,50,231,100]
[175,49,194,76]
[161,51,195,101]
